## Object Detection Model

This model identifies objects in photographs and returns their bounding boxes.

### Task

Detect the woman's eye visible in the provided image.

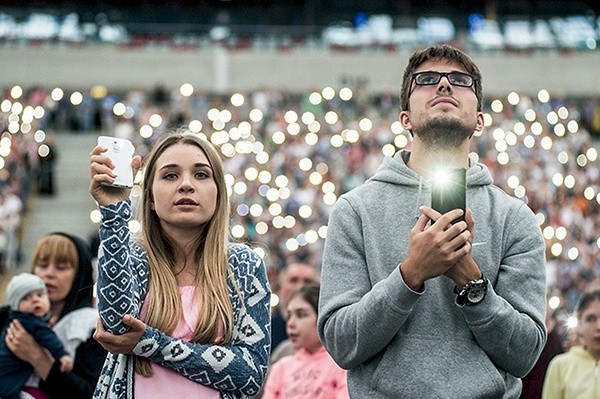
[163,173,177,180]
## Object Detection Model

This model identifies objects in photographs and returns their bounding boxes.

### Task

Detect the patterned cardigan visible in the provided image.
[93,200,272,399]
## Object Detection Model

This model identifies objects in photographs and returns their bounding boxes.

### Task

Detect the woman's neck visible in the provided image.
[49,302,65,326]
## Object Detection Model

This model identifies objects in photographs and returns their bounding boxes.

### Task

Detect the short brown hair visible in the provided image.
[575,289,600,320]
[288,282,320,314]
[400,44,483,112]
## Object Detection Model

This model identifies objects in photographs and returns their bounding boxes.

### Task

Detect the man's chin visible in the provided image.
[417,117,474,147]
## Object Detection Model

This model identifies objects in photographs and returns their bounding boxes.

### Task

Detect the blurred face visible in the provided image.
[286,296,322,353]
[18,289,51,317]
[400,60,483,147]
[151,143,218,234]
[33,257,76,306]
[578,299,600,360]
[279,264,318,306]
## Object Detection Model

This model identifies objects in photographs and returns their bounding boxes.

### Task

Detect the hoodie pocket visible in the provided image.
[370,335,506,398]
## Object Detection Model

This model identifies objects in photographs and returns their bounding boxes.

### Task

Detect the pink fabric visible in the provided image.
[262,346,349,399]
[134,286,220,399]
[22,386,51,399]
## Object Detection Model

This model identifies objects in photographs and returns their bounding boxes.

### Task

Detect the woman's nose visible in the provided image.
[178,177,195,192]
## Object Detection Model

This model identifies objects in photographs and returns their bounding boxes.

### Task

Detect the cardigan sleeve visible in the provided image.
[96,200,147,334]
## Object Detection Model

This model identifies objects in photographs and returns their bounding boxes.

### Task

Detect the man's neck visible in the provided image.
[407,140,470,181]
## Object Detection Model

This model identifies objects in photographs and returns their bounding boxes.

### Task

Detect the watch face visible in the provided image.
[467,283,486,303]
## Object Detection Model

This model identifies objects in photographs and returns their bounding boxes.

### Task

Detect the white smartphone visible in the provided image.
[97,136,134,188]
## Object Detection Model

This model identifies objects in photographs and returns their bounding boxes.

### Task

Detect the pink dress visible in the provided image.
[134,286,220,399]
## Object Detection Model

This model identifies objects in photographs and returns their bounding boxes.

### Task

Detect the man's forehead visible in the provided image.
[416,59,465,73]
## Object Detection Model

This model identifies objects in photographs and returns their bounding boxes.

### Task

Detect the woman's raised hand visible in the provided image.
[89,144,142,206]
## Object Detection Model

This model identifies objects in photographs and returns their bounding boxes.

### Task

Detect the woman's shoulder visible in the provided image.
[227,244,269,289]
[227,243,264,267]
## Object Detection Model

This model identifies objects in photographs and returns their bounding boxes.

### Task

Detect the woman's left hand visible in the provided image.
[93,314,147,354]
[6,319,54,379]
[6,319,46,363]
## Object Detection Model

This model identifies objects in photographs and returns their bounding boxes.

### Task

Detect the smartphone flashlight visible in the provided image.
[430,167,466,224]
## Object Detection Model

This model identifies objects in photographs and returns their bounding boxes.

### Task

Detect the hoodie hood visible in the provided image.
[370,150,493,188]
[51,232,94,320]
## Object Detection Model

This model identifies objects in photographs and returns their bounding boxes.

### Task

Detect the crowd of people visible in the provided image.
[0,46,600,396]
[3,79,599,312]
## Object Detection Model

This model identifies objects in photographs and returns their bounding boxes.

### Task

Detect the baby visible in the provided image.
[0,273,73,399]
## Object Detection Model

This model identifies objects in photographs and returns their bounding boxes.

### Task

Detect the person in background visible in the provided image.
[520,309,564,399]
[89,130,271,399]
[318,44,547,398]
[0,179,24,271]
[262,282,348,399]
[0,273,73,399]
[37,131,58,196]
[0,232,105,399]
[542,289,600,399]
[271,262,319,357]
[251,262,320,399]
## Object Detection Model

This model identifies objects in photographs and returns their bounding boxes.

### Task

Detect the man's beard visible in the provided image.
[415,116,475,149]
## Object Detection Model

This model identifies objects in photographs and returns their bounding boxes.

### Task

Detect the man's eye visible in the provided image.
[451,74,470,85]
[418,74,438,84]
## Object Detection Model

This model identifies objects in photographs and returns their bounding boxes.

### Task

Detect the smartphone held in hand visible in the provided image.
[97,136,134,188]
[431,167,466,224]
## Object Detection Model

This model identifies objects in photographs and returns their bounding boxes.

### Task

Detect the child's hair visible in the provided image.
[575,289,600,319]
[288,282,320,314]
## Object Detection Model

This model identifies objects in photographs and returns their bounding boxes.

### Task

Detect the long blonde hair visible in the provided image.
[136,131,234,376]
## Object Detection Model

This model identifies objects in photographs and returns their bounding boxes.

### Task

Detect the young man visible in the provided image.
[318,44,547,398]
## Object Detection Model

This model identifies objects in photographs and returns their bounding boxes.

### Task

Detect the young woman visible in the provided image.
[0,232,105,399]
[89,131,271,399]
[262,282,348,399]
[542,289,600,399]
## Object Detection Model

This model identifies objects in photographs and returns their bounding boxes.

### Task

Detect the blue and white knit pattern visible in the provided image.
[93,200,271,399]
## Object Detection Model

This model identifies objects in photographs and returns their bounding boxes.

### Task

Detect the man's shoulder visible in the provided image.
[486,184,533,214]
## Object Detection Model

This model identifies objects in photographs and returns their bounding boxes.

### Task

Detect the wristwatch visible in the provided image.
[455,276,488,306]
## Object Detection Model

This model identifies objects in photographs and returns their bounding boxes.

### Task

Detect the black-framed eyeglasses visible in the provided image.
[410,71,476,96]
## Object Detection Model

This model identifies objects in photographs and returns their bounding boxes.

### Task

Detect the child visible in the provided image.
[542,289,600,399]
[0,272,73,399]
[262,282,349,399]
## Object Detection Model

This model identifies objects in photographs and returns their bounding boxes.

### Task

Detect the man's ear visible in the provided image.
[399,111,413,136]
[475,111,484,132]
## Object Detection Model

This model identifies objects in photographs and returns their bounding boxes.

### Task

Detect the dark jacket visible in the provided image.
[0,311,69,398]
[0,232,107,399]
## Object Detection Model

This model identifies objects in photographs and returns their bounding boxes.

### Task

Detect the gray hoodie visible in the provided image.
[318,150,547,399]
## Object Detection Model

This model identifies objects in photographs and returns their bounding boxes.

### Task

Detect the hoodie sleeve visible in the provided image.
[317,196,423,369]
[459,202,547,377]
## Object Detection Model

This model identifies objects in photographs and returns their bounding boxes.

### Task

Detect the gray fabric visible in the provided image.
[6,273,46,310]
[317,150,547,399]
